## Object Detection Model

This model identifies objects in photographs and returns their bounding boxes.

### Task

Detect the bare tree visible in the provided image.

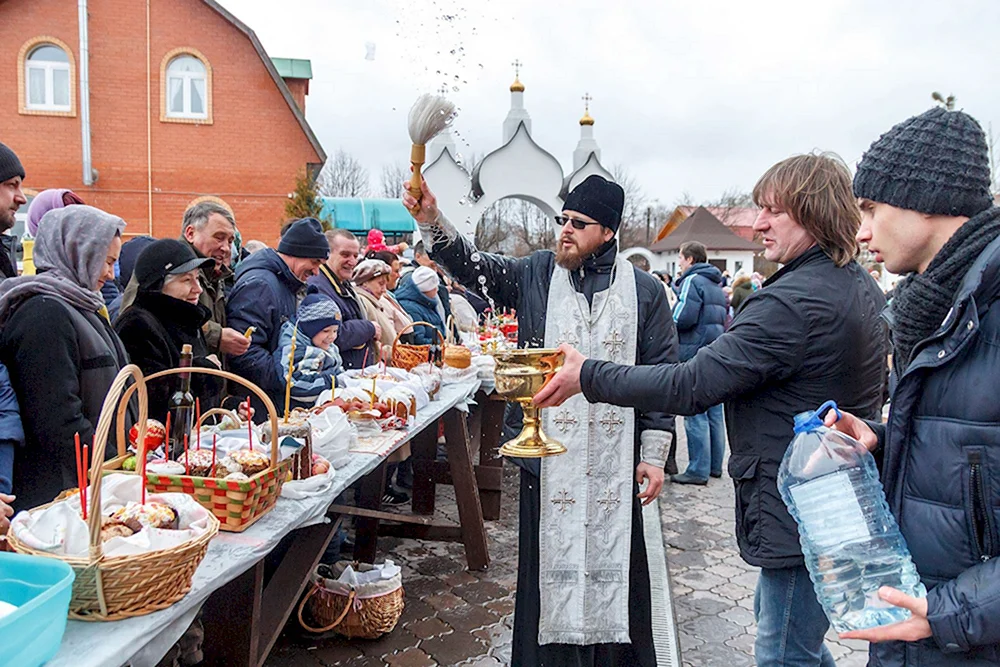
[610,163,648,248]
[378,162,408,199]
[318,150,371,197]
[988,122,1000,195]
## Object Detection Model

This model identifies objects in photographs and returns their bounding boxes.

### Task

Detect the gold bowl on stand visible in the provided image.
[493,348,566,457]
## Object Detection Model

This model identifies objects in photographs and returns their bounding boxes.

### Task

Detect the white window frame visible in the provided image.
[25,47,71,112]
[165,56,208,120]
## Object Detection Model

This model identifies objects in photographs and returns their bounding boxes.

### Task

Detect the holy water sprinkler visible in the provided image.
[407,93,456,214]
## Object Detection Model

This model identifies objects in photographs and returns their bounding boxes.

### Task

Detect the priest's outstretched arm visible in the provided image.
[535,290,807,415]
[404,179,524,312]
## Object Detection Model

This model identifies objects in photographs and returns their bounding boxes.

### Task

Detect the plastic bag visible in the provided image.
[307,408,356,469]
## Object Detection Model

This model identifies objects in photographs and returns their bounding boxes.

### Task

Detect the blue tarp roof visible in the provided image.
[319,198,415,234]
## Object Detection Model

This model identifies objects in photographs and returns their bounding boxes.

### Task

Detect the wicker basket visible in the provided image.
[113,368,289,532]
[296,562,404,639]
[7,365,220,621]
[390,320,445,371]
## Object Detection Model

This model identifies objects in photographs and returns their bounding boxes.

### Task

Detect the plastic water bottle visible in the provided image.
[777,401,926,633]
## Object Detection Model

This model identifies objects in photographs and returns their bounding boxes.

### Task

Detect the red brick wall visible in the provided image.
[0,0,323,243]
[284,78,308,115]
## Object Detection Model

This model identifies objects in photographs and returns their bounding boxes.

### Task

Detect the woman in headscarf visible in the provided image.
[365,250,414,340]
[25,188,86,238]
[114,239,223,421]
[353,259,399,355]
[0,205,129,511]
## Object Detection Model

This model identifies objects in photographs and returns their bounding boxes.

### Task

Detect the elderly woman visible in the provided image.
[353,259,399,355]
[0,205,129,511]
[394,266,450,344]
[114,239,224,421]
[366,250,414,336]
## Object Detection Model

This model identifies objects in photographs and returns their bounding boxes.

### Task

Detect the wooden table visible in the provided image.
[410,389,507,521]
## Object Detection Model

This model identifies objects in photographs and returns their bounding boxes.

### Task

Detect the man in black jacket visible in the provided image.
[825,107,1000,667]
[406,175,677,667]
[537,153,888,667]
[0,142,26,279]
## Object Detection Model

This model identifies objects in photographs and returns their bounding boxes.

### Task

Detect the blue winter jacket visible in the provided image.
[226,248,304,412]
[864,231,1000,667]
[0,363,24,495]
[672,263,728,361]
[272,321,344,410]
[394,275,449,345]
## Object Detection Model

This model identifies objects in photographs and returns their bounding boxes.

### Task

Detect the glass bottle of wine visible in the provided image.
[168,344,195,460]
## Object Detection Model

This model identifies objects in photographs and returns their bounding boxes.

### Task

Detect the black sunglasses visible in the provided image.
[554,215,601,230]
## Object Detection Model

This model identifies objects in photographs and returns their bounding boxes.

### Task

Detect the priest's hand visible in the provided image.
[533,344,586,408]
[838,587,931,643]
[636,464,663,505]
[402,177,439,225]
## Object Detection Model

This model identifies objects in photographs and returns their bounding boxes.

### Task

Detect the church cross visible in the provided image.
[554,410,578,433]
[512,59,522,78]
[551,489,576,513]
[582,92,592,112]
[596,488,621,515]
[599,410,624,435]
[603,330,625,357]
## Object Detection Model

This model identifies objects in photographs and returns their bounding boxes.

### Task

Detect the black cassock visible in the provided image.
[511,466,657,667]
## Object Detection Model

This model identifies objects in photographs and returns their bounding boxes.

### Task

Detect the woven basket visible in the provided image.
[113,368,288,532]
[390,320,445,371]
[7,365,220,621]
[296,562,404,639]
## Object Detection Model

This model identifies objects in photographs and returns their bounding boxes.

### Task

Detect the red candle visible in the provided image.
[183,434,190,475]
[74,432,84,519]
[196,398,201,450]
[82,441,89,520]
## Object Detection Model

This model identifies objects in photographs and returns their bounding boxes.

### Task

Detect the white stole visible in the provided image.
[538,256,639,646]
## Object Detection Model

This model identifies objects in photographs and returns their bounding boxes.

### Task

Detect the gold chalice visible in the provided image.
[493,348,566,457]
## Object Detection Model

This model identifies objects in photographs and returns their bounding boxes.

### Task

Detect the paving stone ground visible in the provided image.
[267,421,870,666]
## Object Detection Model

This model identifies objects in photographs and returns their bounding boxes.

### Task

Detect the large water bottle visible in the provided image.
[777,401,926,633]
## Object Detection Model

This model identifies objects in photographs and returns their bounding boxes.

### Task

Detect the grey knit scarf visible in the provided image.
[891,206,1000,371]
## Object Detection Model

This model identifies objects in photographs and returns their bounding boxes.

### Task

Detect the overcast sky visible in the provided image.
[225,0,1000,207]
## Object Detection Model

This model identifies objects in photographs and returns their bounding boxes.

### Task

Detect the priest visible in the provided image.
[404,175,677,666]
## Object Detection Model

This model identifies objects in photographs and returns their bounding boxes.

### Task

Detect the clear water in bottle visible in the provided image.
[777,401,926,633]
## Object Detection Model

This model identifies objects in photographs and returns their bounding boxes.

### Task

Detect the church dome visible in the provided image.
[510,76,525,92]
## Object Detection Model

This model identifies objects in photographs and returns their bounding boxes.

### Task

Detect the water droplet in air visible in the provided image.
[458,197,469,205]
[470,252,482,263]
[478,275,488,285]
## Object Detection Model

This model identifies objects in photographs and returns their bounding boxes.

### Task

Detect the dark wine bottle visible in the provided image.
[168,344,195,460]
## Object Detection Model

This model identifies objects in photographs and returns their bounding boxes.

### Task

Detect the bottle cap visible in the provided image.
[792,400,841,434]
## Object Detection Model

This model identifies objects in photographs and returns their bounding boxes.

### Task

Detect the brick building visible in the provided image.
[0,0,326,243]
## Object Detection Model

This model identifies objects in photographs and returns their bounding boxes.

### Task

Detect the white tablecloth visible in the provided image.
[47,379,481,667]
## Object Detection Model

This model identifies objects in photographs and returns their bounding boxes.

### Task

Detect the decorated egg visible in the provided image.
[129,419,166,451]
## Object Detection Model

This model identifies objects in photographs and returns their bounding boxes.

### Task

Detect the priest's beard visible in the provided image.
[555,235,604,270]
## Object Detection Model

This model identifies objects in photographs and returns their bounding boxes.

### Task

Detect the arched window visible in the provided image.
[26,44,71,111]
[165,55,208,119]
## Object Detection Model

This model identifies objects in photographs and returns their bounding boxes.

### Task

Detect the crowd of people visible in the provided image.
[0,145,488,521]
[2,102,1000,667]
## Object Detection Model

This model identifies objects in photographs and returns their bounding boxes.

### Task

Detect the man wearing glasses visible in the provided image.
[405,175,676,667]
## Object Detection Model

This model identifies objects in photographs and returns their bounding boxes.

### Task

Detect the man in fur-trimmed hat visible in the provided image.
[405,175,678,666]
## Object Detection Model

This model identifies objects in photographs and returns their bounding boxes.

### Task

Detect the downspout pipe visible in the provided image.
[78,0,95,185]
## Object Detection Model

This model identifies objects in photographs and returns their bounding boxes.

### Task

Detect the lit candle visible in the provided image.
[284,324,298,423]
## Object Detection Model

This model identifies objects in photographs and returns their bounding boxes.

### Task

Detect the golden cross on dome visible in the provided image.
[582,92,592,112]
[512,59,522,77]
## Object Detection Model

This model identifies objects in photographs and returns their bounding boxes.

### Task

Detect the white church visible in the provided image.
[423,67,615,239]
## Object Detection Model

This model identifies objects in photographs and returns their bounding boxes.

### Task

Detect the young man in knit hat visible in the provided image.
[405,174,677,666]
[227,217,328,414]
[0,142,27,279]
[823,107,1000,666]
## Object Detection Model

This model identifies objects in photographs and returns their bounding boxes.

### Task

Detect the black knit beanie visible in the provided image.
[0,142,25,183]
[854,107,993,218]
[277,218,329,259]
[563,175,625,232]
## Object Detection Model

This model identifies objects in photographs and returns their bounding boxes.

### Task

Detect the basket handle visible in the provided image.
[115,367,281,469]
[296,584,356,633]
[87,365,150,559]
[197,408,241,430]
[391,320,445,353]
